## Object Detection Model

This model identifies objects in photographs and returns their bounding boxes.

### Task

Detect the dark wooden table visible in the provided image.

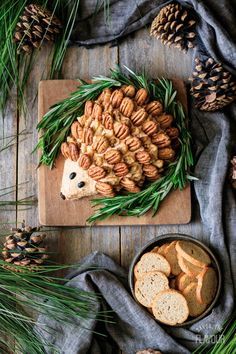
[0,26,204,353]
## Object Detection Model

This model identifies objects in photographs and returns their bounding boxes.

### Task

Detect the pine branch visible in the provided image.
[0,261,111,354]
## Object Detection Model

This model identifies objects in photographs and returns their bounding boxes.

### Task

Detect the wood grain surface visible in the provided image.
[38,79,191,226]
[0,25,205,354]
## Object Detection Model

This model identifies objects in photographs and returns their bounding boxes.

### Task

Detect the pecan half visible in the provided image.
[79,115,87,127]
[69,142,80,161]
[126,136,142,151]
[120,177,140,193]
[88,165,106,181]
[98,88,112,106]
[78,154,91,170]
[114,162,129,177]
[102,112,113,129]
[156,114,173,129]
[114,122,130,139]
[103,88,112,108]
[81,128,93,145]
[120,97,134,117]
[92,102,102,120]
[131,108,148,126]
[96,182,115,197]
[93,136,109,154]
[152,132,171,147]
[142,121,158,136]
[121,85,136,98]
[84,100,94,116]
[61,142,70,159]
[71,121,83,140]
[136,151,151,165]
[165,127,179,139]
[110,89,124,108]
[135,88,149,105]
[105,149,122,164]
[146,101,163,116]
[143,164,160,181]
[158,147,175,160]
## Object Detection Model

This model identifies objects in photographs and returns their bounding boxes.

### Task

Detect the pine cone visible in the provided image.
[190,57,236,111]
[150,2,196,52]
[13,3,62,53]
[1,221,49,272]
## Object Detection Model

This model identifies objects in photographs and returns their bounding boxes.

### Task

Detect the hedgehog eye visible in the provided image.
[69,172,76,180]
[77,181,85,188]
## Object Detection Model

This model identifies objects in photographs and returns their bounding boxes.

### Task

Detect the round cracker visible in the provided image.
[164,241,182,276]
[177,254,203,277]
[134,252,171,279]
[182,282,207,317]
[135,271,169,307]
[196,267,217,305]
[152,289,189,325]
[176,240,211,268]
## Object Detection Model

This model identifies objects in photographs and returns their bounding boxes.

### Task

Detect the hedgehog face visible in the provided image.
[60,159,96,200]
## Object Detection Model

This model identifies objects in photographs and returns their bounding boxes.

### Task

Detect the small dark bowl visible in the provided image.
[129,233,222,327]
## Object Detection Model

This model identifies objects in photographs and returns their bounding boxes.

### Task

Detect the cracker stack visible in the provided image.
[133,240,218,325]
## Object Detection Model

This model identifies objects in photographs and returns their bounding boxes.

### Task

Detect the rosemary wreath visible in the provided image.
[36,66,195,224]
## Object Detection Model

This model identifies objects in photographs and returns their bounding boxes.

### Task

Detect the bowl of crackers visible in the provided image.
[129,234,222,327]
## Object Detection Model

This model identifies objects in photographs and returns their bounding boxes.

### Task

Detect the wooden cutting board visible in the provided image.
[38,80,191,226]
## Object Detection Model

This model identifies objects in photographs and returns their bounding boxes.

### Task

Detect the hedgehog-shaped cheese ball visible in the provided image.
[60,85,179,199]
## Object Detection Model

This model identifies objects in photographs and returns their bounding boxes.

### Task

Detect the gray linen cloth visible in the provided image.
[36,0,236,353]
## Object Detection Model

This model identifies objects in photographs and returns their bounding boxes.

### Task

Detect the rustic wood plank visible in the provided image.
[16,45,64,271]
[0,92,18,232]
[0,91,17,353]
[118,28,203,271]
[119,28,193,80]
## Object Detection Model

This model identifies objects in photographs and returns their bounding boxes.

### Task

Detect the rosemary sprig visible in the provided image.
[36,66,194,222]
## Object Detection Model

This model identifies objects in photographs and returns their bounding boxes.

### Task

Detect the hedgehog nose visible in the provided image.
[60,192,66,200]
